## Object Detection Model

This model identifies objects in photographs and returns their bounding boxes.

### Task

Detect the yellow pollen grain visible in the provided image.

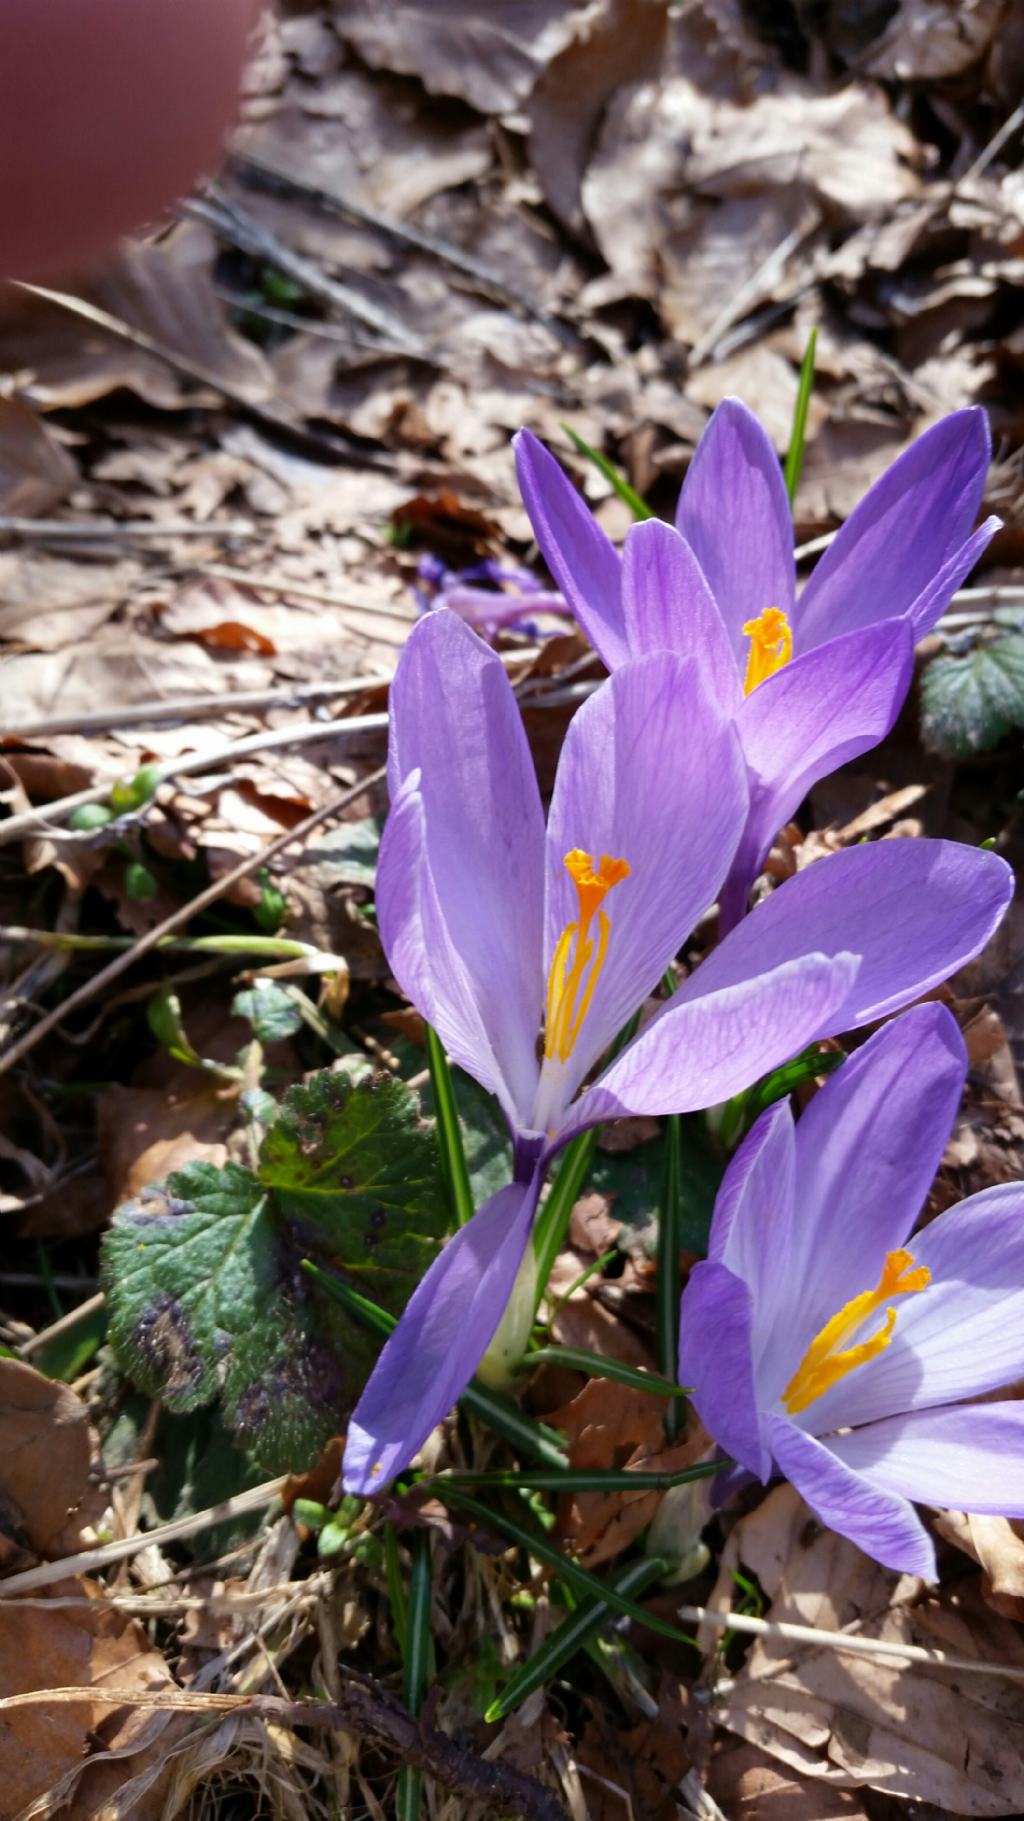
[743,606,793,695]
[782,1247,930,1417]
[544,848,630,1065]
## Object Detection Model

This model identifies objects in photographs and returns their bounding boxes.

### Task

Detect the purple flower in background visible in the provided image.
[680,1003,1024,1578]
[342,608,1011,1497]
[413,552,568,637]
[515,401,1000,930]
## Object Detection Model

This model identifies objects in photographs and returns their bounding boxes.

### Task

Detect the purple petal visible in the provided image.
[378,782,512,1111]
[906,516,1001,638]
[831,1404,1024,1515]
[675,398,795,663]
[796,410,993,648]
[679,1261,771,1480]
[556,951,859,1136]
[513,428,627,669]
[343,1173,540,1495]
[807,1182,1024,1433]
[620,517,741,708]
[539,653,748,1115]
[687,839,1013,1034]
[760,1005,967,1417]
[384,610,546,1122]
[719,617,915,926]
[766,1414,937,1577]
[707,1100,798,1373]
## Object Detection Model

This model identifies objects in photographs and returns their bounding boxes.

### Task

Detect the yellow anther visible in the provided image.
[782,1248,930,1417]
[743,606,793,695]
[544,849,630,1064]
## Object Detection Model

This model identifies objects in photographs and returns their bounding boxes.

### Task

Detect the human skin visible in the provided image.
[0,0,257,277]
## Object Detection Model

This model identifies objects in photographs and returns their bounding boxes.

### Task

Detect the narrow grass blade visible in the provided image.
[526,1345,685,1399]
[439,1488,698,1648]
[300,1261,568,1469]
[716,1040,843,1150]
[460,1381,569,1470]
[560,423,654,521]
[531,1128,597,1313]
[425,1023,475,1229]
[384,1523,408,1657]
[438,1460,721,1494]
[485,1555,666,1721]
[397,1530,432,1820]
[547,1247,618,1325]
[783,326,817,507]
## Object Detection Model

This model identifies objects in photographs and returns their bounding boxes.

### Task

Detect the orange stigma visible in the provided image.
[544,849,630,1064]
[743,606,793,695]
[782,1248,930,1417]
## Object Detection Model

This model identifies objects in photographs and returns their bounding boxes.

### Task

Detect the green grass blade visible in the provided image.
[425,1024,475,1229]
[783,326,817,506]
[656,970,683,1440]
[485,1555,665,1721]
[437,1460,721,1493]
[526,1345,685,1399]
[439,1488,698,1648]
[560,423,654,521]
[397,1530,432,1820]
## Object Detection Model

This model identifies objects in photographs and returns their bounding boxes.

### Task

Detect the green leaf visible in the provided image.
[102,1066,448,1473]
[921,633,1024,758]
[69,802,115,832]
[309,816,383,888]
[783,326,817,506]
[525,1345,685,1399]
[232,982,304,1043]
[253,868,288,932]
[123,861,158,902]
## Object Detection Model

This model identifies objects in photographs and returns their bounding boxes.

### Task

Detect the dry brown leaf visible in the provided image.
[97,1082,234,1204]
[0,1360,97,1560]
[707,1483,1024,1815]
[331,0,584,116]
[529,0,670,234]
[936,1511,1024,1622]
[0,397,78,518]
[860,0,1008,79]
[708,1739,870,1819]
[0,553,142,654]
[0,1580,176,1821]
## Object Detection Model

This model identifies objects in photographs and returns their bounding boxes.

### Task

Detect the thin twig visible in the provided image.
[232,151,575,345]
[0,1677,568,1821]
[4,671,389,739]
[688,224,810,368]
[11,281,385,467]
[678,1603,1024,1683]
[959,99,1024,188]
[0,767,385,1076]
[187,186,426,355]
[0,713,388,844]
[199,559,418,621]
[0,1475,288,1596]
[18,1289,105,1358]
[0,516,256,544]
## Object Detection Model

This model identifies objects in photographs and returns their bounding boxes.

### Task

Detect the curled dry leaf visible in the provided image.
[705,1483,1024,1816]
[331,0,584,116]
[0,1359,99,1561]
[935,1510,1024,1622]
[859,0,1008,80]
[0,396,78,518]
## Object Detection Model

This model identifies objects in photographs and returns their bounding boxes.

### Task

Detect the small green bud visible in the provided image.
[124,861,158,901]
[70,802,116,831]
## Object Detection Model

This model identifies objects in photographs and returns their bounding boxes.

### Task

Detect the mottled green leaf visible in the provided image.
[232,982,304,1042]
[310,816,384,887]
[102,1066,448,1473]
[921,633,1024,758]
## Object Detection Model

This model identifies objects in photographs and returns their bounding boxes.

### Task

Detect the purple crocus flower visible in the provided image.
[680,1003,1024,1578]
[342,608,1011,1496]
[515,401,1000,930]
